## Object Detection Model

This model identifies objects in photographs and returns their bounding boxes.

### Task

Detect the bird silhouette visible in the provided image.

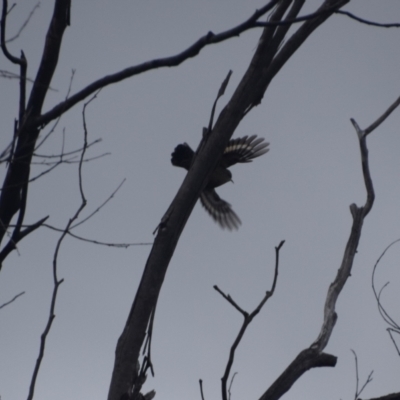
[171,135,269,230]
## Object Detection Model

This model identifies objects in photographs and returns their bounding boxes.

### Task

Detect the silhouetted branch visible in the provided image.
[199,379,205,400]
[217,240,284,400]
[35,70,75,153]
[372,239,400,355]
[27,89,95,400]
[72,178,125,228]
[0,0,71,253]
[311,111,376,353]
[336,10,400,28]
[43,224,152,248]
[0,216,48,267]
[34,0,282,128]
[387,329,400,357]
[228,372,238,400]
[364,95,400,136]
[351,349,373,400]
[107,2,350,398]
[257,83,400,400]
[33,138,102,160]
[359,393,400,400]
[0,291,25,310]
[5,2,40,43]
[1,0,25,64]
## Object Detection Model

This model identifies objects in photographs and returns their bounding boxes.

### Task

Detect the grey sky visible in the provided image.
[1,1,400,399]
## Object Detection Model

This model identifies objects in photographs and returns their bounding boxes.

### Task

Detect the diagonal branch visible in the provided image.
[34,0,280,128]
[107,2,350,399]
[0,0,71,255]
[258,81,400,400]
[364,95,400,135]
[0,291,25,310]
[336,10,400,28]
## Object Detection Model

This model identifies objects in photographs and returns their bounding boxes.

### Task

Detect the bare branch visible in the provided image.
[351,349,373,400]
[27,88,95,400]
[364,95,400,136]
[199,379,205,400]
[312,115,375,352]
[71,178,125,229]
[214,285,248,316]
[0,0,71,253]
[51,228,153,248]
[258,78,400,400]
[33,138,102,160]
[32,0,354,130]
[359,392,400,400]
[34,70,75,153]
[259,349,337,400]
[35,0,282,128]
[228,372,238,400]
[0,291,25,310]
[336,10,400,28]
[219,241,284,400]
[371,240,400,354]
[107,2,350,398]
[5,2,40,43]
[1,0,25,64]
[0,216,49,266]
[1,0,28,123]
[207,70,232,135]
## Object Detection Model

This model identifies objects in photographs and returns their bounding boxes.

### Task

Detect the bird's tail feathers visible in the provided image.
[171,143,195,170]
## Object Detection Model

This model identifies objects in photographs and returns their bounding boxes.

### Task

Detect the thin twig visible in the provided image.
[351,350,373,400]
[371,239,400,355]
[364,96,400,136]
[199,380,205,400]
[336,10,400,28]
[0,216,48,265]
[0,291,25,310]
[33,138,102,159]
[44,225,152,248]
[228,372,237,400]
[34,69,76,152]
[218,241,284,400]
[71,179,126,229]
[5,2,40,43]
[27,92,97,400]
[351,349,360,400]
[387,329,400,357]
[214,285,248,316]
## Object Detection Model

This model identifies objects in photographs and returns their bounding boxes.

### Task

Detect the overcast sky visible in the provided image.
[1,1,400,400]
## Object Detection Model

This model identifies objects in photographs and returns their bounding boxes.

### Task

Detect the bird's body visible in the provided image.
[171,135,269,230]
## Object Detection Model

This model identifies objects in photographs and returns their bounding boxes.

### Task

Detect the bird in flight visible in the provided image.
[171,135,269,230]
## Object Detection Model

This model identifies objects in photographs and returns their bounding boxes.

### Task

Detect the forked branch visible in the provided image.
[258,96,400,400]
[216,241,284,400]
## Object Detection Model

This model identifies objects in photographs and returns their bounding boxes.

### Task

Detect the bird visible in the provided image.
[171,135,269,230]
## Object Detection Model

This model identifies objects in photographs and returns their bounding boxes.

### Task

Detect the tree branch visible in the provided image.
[106,2,350,399]
[336,10,400,28]
[218,241,284,400]
[259,349,337,400]
[34,0,281,129]
[27,89,95,400]
[0,0,71,258]
[0,291,25,310]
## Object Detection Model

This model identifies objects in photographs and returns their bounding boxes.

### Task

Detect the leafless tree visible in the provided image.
[1,1,400,400]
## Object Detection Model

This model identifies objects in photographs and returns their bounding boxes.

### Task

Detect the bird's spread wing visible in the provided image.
[200,188,241,230]
[221,135,269,168]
